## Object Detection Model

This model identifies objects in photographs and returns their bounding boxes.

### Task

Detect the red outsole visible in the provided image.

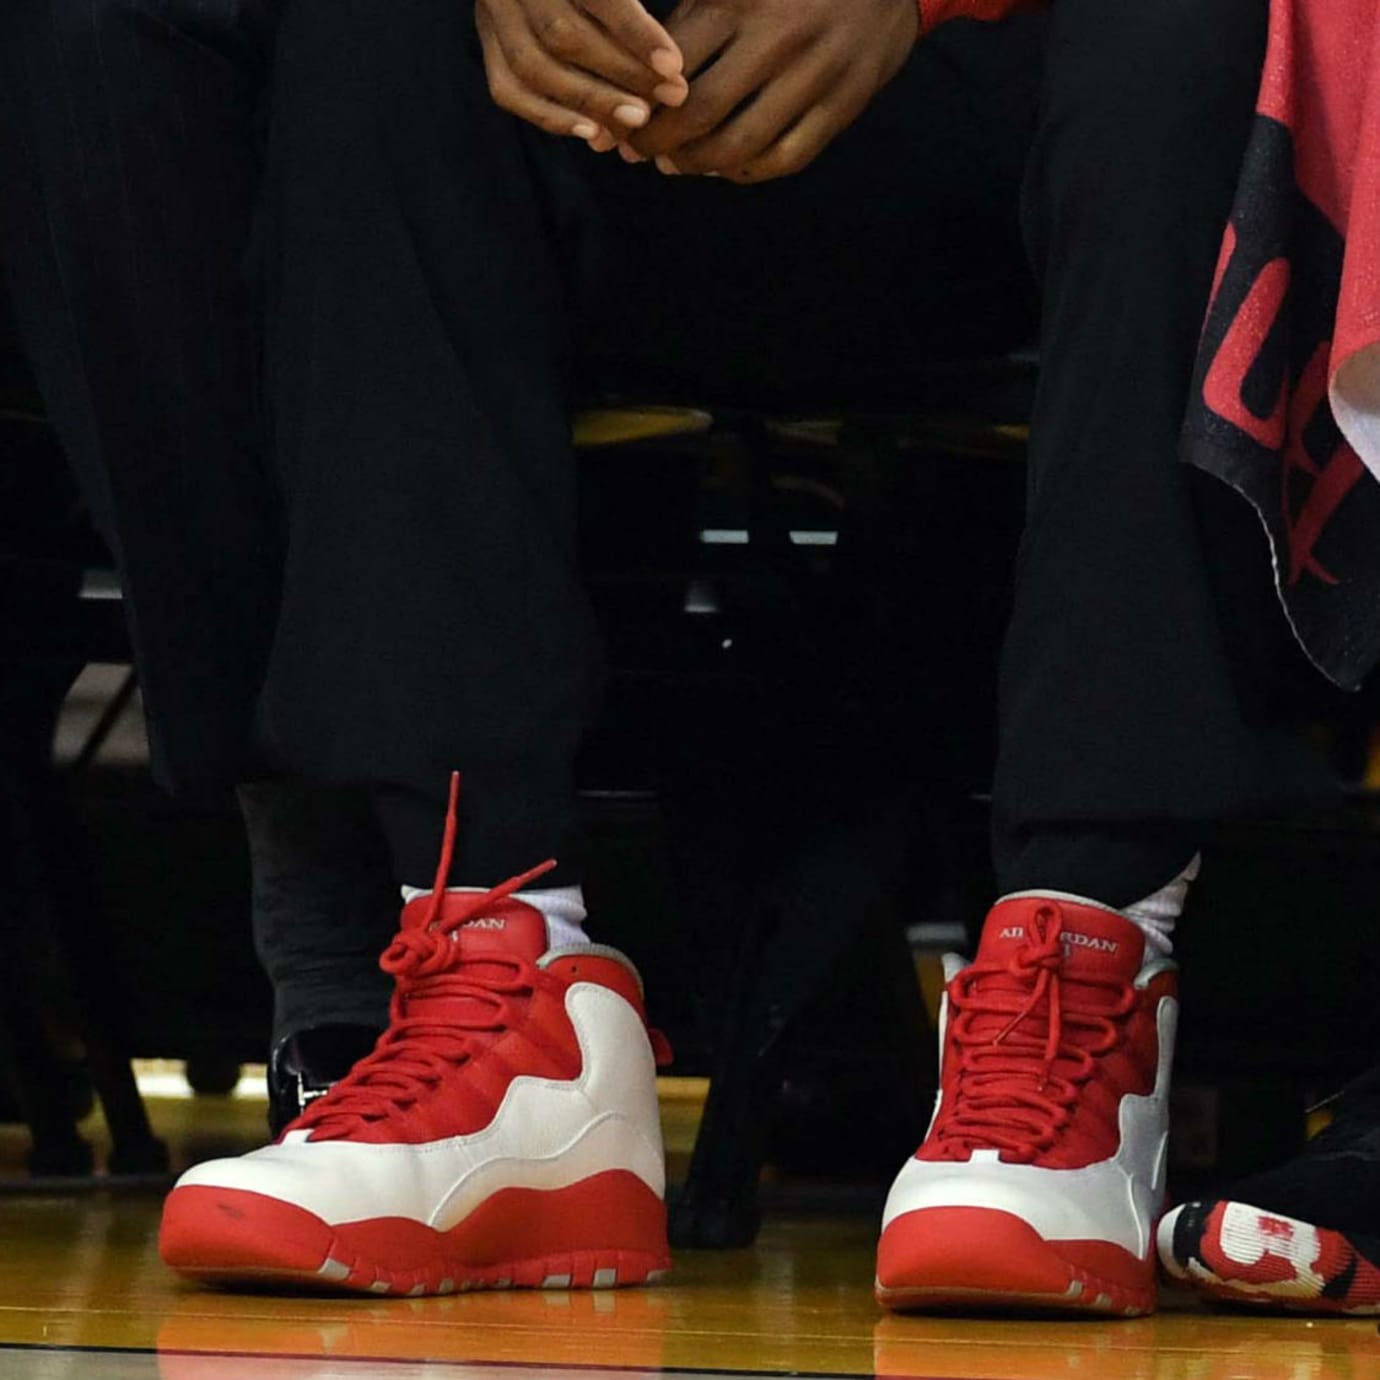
[160,1169,671,1295]
[875,1207,1156,1317]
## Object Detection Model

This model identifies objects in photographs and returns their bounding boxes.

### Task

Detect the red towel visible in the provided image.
[1184,0,1380,686]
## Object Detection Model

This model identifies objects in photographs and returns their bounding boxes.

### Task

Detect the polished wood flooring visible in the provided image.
[0,1077,1375,1380]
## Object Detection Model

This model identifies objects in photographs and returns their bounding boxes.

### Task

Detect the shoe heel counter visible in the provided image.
[567,981,667,1198]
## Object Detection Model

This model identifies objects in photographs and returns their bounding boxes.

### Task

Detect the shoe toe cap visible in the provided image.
[877,1205,1083,1299]
[159,1178,334,1279]
[876,1204,1155,1314]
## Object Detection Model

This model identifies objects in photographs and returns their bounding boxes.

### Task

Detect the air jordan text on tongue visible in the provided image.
[159,775,672,1295]
[875,893,1177,1316]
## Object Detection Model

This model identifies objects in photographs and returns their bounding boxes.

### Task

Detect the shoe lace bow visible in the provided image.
[295,775,556,1140]
[935,904,1136,1162]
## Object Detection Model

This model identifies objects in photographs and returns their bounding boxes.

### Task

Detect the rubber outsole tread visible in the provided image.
[161,1172,671,1297]
[182,1245,670,1296]
[875,1270,1154,1318]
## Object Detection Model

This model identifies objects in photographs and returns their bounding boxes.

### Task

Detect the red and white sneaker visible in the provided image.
[160,779,672,1295]
[1157,1064,1380,1314]
[875,893,1177,1316]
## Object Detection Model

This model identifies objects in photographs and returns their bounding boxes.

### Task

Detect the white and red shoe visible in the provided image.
[1157,1064,1380,1314]
[160,779,672,1295]
[875,893,1177,1316]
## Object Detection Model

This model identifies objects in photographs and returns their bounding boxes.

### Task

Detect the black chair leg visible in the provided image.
[669,894,783,1248]
[0,659,167,1176]
[26,763,169,1174]
[0,911,95,1176]
[0,763,95,1175]
[670,801,930,1248]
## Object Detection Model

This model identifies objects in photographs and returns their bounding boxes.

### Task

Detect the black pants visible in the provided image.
[1,0,283,799]
[1,0,598,884]
[0,0,1034,879]
[992,0,1336,905]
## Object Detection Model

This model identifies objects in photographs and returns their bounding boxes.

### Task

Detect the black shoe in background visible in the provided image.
[268,1023,381,1138]
[1158,1065,1380,1314]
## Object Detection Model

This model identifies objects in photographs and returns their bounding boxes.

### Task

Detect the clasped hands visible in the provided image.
[476,0,919,183]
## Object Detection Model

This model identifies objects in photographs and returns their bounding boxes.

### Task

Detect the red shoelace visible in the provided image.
[930,904,1137,1163]
[295,774,557,1140]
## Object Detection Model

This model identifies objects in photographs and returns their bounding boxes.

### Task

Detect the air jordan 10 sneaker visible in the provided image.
[876,892,1176,1316]
[161,780,671,1294]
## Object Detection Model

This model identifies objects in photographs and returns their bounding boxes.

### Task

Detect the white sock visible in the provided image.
[512,885,589,950]
[1122,854,1200,957]
[401,883,590,951]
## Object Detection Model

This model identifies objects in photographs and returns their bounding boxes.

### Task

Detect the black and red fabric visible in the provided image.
[1184,0,1380,686]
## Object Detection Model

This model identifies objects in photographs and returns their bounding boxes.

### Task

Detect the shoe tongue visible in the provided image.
[399,892,551,963]
[394,893,549,1028]
[977,894,1145,983]
[303,890,549,1141]
[449,896,550,963]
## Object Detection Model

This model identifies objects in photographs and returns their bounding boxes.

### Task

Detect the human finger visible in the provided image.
[580,0,685,77]
[492,10,658,129]
[480,15,609,138]
[632,23,796,157]
[520,0,690,103]
[667,49,835,175]
[662,0,739,76]
[482,0,667,126]
[730,88,867,182]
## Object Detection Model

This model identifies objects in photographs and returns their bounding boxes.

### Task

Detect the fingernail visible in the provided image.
[655,156,680,176]
[650,47,683,78]
[572,120,599,139]
[653,82,687,106]
[617,143,647,164]
[613,103,648,128]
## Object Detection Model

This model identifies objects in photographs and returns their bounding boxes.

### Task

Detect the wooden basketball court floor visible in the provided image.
[0,1074,1375,1380]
